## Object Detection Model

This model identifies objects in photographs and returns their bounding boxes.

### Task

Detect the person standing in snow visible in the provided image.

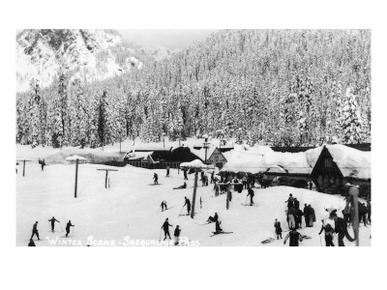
[285,194,294,209]
[367,200,371,224]
[48,216,60,232]
[294,198,300,210]
[183,197,191,215]
[242,175,248,189]
[174,225,181,246]
[211,171,215,184]
[153,173,158,185]
[319,220,335,246]
[65,220,74,238]
[40,158,46,171]
[329,210,355,246]
[303,204,309,227]
[283,228,303,246]
[160,200,168,212]
[307,204,316,227]
[30,221,40,241]
[247,187,255,206]
[295,208,304,229]
[274,218,282,239]
[287,207,296,229]
[166,166,170,177]
[161,218,173,240]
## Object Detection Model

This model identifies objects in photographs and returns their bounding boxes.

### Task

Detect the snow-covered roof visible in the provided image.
[260,151,312,175]
[126,151,154,160]
[65,155,87,161]
[325,144,371,179]
[180,159,215,169]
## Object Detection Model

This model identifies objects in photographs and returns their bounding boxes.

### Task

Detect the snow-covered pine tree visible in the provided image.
[337,87,364,144]
[27,79,46,147]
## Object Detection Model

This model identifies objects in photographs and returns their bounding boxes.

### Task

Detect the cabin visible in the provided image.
[123,146,203,169]
[310,145,371,198]
[207,147,228,169]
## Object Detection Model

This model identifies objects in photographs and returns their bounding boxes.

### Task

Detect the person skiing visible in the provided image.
[160,200,168,212]
[30,221,40,241]
[65,220,74,238]
[161,218,173,240]
[153,173,158,185]
[166,166,170,177]
[329,210,355,246]
[247,187,255,206]
[40,158,46,171]
[285,194,294,209]
[283,228,303,246]
[173,182,187,190]
[207,212,219,223]
[274,218,282,239]
[183,197,191,215]
[28,238,36,247]
[215,220,223,234]
[174,225,181,246]
[319,220,335,247]
[48,216,60,232]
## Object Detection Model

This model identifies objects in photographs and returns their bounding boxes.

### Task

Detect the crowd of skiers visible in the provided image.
[28,218,75,246]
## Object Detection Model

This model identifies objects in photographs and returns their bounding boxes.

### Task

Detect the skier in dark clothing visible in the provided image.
[48,216,60,232]
[30,221,40,241]
[183,197,191,215]
[329,210,355,246]
[294,198,300,210]
[161,218,173,240]
[207,212,219,223]
[307,204,316,227]
[215,220,223,234]
[274,219,282,239]
[284,228,303,246]
[319,221,335,247]
[367,200,371,224]
[295,209,304,229]
[173,182,187,190]
[153,173,158,185]
[28,238,36,247]
[285,194,294,209]
[211,172,215,184]
[303,204,309,227]
[166,166,170,177]
[160,200,168,212]
[183,169,188,180]
[40,158,46,171]
[65,220,74,237]
[247,187,255,206]
[174,225,181,245]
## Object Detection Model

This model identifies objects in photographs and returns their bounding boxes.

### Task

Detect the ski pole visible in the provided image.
[59,222,63,233]
[178,206,184,217]
[319,234,322,246]
[159,228,162,241]
[245,196,248,206]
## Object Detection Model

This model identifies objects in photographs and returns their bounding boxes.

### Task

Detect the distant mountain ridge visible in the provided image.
[16,29,145,92]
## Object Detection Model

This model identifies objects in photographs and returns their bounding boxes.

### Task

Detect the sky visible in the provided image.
[118,29,218,50]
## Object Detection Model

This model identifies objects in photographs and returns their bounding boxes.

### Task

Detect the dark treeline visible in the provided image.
[16,29,371,148]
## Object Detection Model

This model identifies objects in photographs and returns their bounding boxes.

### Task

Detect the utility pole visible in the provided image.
[97,168,118,188]
[349,185,360,246]
[74,158,79,198]
[191,169,199,219]
[17,159,32,177]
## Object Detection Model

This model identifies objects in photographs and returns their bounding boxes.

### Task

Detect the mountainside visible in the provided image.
[16,29,144,92]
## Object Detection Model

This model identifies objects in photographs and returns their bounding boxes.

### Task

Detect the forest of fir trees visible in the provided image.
[16,30,371,149]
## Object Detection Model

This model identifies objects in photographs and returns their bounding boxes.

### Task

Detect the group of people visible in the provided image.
[284,194,316,230]
[160,218,181,245]
[28,218,75,246]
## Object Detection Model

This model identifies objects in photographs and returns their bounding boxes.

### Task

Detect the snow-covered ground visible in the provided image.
[16,152,371,246]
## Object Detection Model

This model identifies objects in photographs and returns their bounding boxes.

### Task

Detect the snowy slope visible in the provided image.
[16,161,371,247]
